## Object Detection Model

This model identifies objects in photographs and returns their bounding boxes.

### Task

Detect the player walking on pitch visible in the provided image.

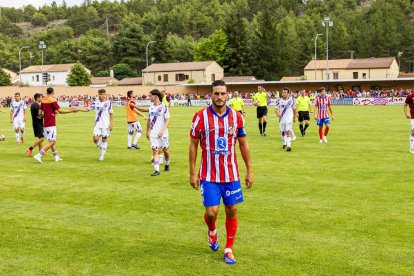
[252,85,271,136]
[314,87,334,143]
[10,92,27,145]
[296,89,312,137]
[189,80,253,264]
[146,89,171,176]
[229,91,245,117]
[275,88,297,151]
[126,90,147,149]
[26,93,45,157]
[75,89,113,161]
[33,87,78,163]
[404,91,414,153]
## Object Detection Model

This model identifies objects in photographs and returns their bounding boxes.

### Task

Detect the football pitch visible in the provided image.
[0,105,413,275]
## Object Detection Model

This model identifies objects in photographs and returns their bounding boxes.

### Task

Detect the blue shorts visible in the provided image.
[200,180,244,207]
[317,117,330,126]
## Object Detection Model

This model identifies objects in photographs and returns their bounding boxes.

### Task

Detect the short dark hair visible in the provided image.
[47,87,54,94]
[211,80,227,93]
[127,90,133,98]
[150,89,162,101]
[318,87,326,93]
[98,89,106,94]
[15,92,20,96]
[283,87,291,93]
[34,93,42,101]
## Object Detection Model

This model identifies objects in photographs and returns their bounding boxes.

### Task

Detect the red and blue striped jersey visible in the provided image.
[315,96,331,119]
[190,106,246,183]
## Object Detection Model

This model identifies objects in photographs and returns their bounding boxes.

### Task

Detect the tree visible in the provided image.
[193,29,230,69]
[111,63,138,80]
[32,13,49,26]
[0,69,12,86]
[79,30,112,74]
[224,0,251,75]
[96,71,110,77]
[66,62,92,86]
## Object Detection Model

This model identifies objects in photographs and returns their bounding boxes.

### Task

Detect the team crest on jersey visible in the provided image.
[228,126,235,135]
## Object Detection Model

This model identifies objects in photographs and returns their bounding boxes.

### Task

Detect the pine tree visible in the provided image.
[0,69,12,86]
[66,62,92,86]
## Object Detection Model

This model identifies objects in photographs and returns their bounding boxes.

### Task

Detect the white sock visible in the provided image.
[165,157,170,165]
[224,248,233,254]
[291,129,295,137]
[95,140,102,149]
[209,229,217,235]
[282,134,286,145]
[128,133,133,147]
[15,132,19,142]
[287,135,291,147]
[133,131,142,145]
[410,134,414,149]
[154,161,160,172]
[21,131,24,138]
[101,139,107,156]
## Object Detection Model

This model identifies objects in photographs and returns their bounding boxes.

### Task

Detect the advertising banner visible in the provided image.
[353,97,406,106]
[330,98,354,105]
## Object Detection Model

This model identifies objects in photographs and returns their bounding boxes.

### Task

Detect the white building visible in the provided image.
[20,63,91,87]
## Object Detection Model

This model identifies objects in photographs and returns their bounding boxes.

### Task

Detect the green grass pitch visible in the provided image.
[0,105,413,275]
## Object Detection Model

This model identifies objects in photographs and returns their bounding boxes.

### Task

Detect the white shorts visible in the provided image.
[127,122,142,133]
[44,126,57,141]
[279,121,293,133]
[150,136,169,149]
[93,127,110,137]
[411,119,414,130]
[13,120,25,130]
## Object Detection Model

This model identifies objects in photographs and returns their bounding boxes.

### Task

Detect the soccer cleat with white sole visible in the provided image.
[292,135,296,141]
[34,155,42,163]
[55,157,63,162]
[98,155,104,161]
[323,136,328,143]
[208,231,219,251]
[410,148,414,153]
[319,140,323,143]
[224,252,236,265]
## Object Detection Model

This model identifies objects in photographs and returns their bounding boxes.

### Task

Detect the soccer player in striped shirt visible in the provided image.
[75,89,113,161]
[403,91,414,153]
[314,87,335,143]
[189,80,253,265]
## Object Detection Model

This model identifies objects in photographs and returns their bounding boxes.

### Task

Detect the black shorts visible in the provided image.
[298,111,310,122]
[256,106,268,118]
[237,110,243,115]
[33,126,44,138]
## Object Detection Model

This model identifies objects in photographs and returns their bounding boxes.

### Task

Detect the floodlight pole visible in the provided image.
[315,34,322,80]
[146,41,157,84]
[322,17,333,81]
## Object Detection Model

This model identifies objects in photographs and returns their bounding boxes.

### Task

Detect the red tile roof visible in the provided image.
[305,57,396,70]
[142,61,218,72]
[90,77,119,85]
[117,77,143,85]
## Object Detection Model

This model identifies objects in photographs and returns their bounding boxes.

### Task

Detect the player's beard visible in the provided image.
[212,99,226,108]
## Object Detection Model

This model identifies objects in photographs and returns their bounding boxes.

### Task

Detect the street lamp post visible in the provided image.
[146,41,157,85]
[19,46,30,85]
[314,34,322,80]
[322,17,333,80]
[398,51,403,69]
[38,41,46,95]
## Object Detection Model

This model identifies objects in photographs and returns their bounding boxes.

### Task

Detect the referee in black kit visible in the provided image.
[26,93,45,157]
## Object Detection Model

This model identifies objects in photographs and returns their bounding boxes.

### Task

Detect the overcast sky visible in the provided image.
[0,0,84,8]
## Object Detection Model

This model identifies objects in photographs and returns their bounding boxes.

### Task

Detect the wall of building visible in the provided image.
[205,62,224,83]
[1,79,413,99]
[143,70,207,85]
[305,67,399,80]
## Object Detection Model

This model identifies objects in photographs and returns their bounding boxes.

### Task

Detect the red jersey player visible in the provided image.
[314,87,335,143]
[189,80,253,265]
[404,91,414,153]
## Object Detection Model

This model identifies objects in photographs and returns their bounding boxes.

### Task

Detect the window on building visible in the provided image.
[333,72,339,79]
[53,75,55,81]
[176,74,185,81]
[211,74,215,81]
[48,75,51,81]
[36,75,39,82]
[163,74,168,82]
[32,76,34,81]
[362,73,367,79]
[185,75,189,80]
[353,72,358,79]
[158,75,161,81]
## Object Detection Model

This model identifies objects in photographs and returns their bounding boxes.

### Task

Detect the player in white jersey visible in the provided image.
[147,89,171,176]
[275,88,297,151]
[75,89,113,161]
[9,93,27,145]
